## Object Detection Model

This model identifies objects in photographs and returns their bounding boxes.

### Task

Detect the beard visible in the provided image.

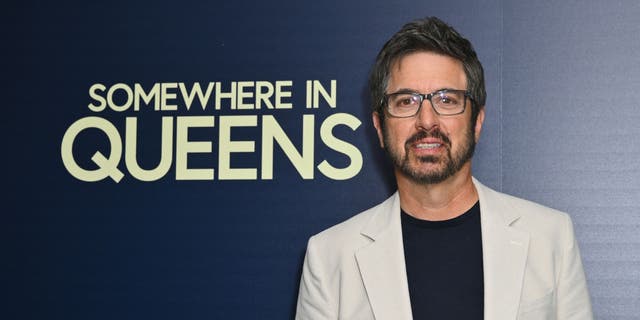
[382,123,476,185]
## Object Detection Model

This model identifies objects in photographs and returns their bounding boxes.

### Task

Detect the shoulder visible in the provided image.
[476,179,570,221]
[476,180,574,243]
[305,193,397,261]
[491,187,568,219]
[309,194,392,246]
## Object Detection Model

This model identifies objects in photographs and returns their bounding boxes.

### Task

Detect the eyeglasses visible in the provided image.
[383,89,473,118]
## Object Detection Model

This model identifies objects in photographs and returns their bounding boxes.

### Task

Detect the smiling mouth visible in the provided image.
[406,129,451,149]
[415,143,442,149]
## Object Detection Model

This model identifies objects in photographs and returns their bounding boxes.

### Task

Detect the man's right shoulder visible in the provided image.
[306,193,396,256]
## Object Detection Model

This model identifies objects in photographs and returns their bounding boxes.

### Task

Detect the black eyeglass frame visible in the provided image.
[382,89,475,118]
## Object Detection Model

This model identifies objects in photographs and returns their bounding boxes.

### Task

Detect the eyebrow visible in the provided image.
[388,87,459,95]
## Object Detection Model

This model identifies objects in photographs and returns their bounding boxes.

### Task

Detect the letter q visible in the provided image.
[61,116,125,182]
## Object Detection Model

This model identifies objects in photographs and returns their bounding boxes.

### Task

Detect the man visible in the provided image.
[295,17,593,319]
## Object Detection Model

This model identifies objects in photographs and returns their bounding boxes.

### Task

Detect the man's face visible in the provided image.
[373,51,485,185]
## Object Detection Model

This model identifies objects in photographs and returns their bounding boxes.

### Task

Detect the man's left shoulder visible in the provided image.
[495,189,569,221]
[477,181,574,236]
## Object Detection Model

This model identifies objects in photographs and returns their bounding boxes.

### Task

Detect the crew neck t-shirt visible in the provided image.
[401,201,484,319]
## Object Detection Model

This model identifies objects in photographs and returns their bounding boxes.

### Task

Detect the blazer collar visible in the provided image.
[475,178,530,319]
[355,178,530,320]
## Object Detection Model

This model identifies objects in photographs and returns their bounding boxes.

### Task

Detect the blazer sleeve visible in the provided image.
[556,214,594,319]
[295,236,337,320]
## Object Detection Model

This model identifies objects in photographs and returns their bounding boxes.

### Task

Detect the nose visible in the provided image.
[414,100,440,131]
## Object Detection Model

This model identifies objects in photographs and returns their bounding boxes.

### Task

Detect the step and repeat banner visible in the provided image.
[5,0,638,319]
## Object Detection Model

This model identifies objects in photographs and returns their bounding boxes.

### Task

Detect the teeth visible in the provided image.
[416,143,440,149]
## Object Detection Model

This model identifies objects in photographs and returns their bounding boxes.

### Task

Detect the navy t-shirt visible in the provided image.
[401,201,484,319]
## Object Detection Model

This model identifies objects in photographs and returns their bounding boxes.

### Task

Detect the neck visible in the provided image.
[396,164,478,221]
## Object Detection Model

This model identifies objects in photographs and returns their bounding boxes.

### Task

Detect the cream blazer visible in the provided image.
[296,178,593,319]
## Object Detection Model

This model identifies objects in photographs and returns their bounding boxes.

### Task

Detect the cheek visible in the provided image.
[387,125,410,146]
[445,116,473,139]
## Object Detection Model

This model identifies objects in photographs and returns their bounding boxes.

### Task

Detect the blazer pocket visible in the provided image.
[517,290,556,320]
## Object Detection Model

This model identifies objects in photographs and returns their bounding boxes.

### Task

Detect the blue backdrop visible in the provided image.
[4,1,638,319]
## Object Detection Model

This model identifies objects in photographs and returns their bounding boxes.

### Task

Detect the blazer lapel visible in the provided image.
[355,193,413,320]
[475,179,530,320]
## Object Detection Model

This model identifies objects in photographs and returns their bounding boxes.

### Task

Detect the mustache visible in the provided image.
[405,129,451,147]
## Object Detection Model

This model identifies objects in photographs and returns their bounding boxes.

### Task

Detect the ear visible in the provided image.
[474,107,485,142]
[372,112,385,148]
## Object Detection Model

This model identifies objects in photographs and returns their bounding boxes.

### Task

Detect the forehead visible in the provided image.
[388,51,466,92]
